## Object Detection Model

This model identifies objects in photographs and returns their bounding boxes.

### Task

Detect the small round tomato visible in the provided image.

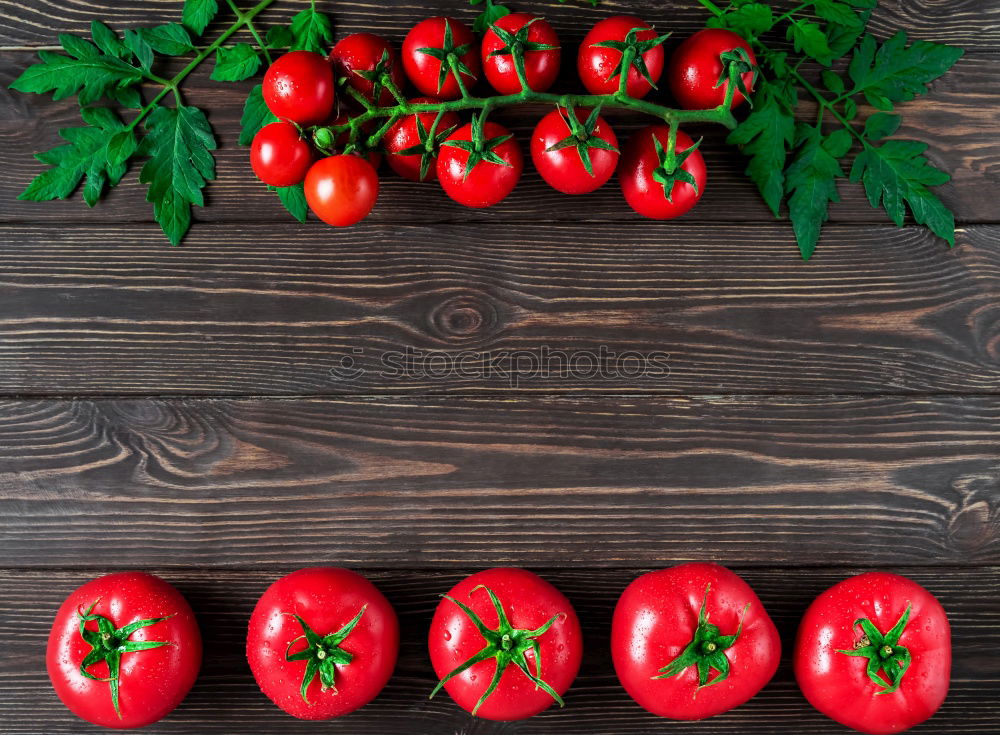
[531,107,619,195]
[578,15,667,98]
[612,563,780,720]
[429,568,582,720]
[619,125,706,219]
[322,113,382,169]
[795,572,951,735]
[384,97,460,182]
[262,50,335,125]
[250,121,314,187]
[437,119,523,208]
[247,568,398,720]
[669,29,757,110]
[47,571,202,729]
[304,155,379,227]
[481,13,561,95]
[329,33,405,107]
[402,17,480,100]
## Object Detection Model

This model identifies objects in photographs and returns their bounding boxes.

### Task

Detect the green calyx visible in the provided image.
[651,131,703,202]
[715,46,759,107]
[397,109,459,181]
[592,26,672,91]
[76,600,173,719]
[429,584,566,716]
[285,605,367,704]
[654,584,748,690]
[442,111,513,180]
[545,104,619,177]
[416,19,475,96]
[487,18,559,92]
[352,48,402,105]
[837,604,913,695]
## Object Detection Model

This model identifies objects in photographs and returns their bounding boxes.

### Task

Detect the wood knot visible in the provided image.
[427,292,501,344]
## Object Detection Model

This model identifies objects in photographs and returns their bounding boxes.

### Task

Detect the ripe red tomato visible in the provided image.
[481,13,561,95]
[384,97,460,182]
[247,567,399,720]
[578,15,668,98]
[428,568,582,720]
[437,118,523,208]
[304,154,379,226]
[530,107,619,195]
[795,572,951,734]
[619,125,706,219]
[402,17,480,100]
[328,33,405,107]
[250,121,314,187]
[46,571,202,729]
[669,29,757,110]
[262,50,335,126]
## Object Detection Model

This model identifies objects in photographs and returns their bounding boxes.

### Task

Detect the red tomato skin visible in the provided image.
[250,121,314,187]
[46,571,202,729]
[795,572,951,735]
[262,51,335,126]
[619,125,706,219]
[384,97,460,182]
[403,17,480,100]
[429,568,582,721]
[247,567,399,720]
[304,155,379,227]
[328,33,405,107]
[578,16,664,98]
[669,29,757,110]
[612,563,780,720]
[437,121,523,208]
[530,108,619,195]
[481,13,561,95]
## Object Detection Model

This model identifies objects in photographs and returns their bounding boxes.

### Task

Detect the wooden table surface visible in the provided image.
[1,1,998,733]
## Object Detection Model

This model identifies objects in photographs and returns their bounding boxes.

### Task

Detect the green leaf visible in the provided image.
[787,20,834,66]
[289,6,334,53]
[141,23,195,56]
[850,140,955,245]
[785,125,846,259]
[814,0,864,29]
[272,183,308,222]
[106,130,138,167]
[864,112,901,141]
[239,84,277,146]
[706,3,774,39]
[265,26,294,49]
[183,0,219,36]
[212,43,261,81]
[90,21,127,59]
[821,69,845,94]
[124,28,153,71]
[472,0,511,34]
[9,47,142,102]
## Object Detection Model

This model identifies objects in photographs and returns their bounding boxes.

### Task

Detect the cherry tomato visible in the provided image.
[328,33,405,107]
[612,563,780,720]
[250,121,314,188]
[481,13,561,95]
[669,29,757,110]
[437,119,523,208]
[304,155,379,227]
[619,125,706,219]
[530,107,619,195]
[428,568,582,720]
[47,571,202,729]
[795,572,951,734]
[383,97,460,182]
[247,567,399,720]
[325,112,383,169]
[402,17,480,100]
[262,50,335,126]
[578,15,666,98]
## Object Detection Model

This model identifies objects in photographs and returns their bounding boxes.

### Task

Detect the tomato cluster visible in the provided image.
[250,15,760,227]
[47,566,950,732]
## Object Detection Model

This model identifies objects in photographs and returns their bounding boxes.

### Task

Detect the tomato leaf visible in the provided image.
[785,126,847,260]
[212,43,262,81]
[182,0,219,36]
[786,20,834,66]
[289,6,334,53]
[271,183,309,222]
[141,23,195,56]
[469,0,511,34]
[239,84,277,146]
[706,3,774,39]
[848,32,964,111]
[9,41,143,103]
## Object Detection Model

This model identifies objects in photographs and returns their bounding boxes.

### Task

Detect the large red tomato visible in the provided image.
[247,567,399,720]
[669,29,757,110]
[428,568,582,720]
[304,155,379,226]
[402,17,480,99]
[612,563,780,720]
[619,125,706,219]
[795,572,951,734]
[437,118,523,208]
[384,97,460,182]
[577,15,669,98]
[328,33,405,107]
[46,571,202,729]
[530,106,619,195]
[481,13,561,95]
[262,50,335,126]
[250,121,314,187]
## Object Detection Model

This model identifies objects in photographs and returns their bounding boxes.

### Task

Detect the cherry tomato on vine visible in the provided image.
[669,29,758,110]
[578,16,669,99]
[619,125,706,219]
[437,117,523,208]
[481,13,561,95]
[247,567,399,720]
[402,17,480,100]
[47,571,202,729]
[428,568,582,721]
[250,121,314,188]
[795,572,951,735]
[383,97,460,182]
[324,112,383,169]
[612,563,780,720]
[304,155,379,227]
[329,33,406,107]
[531,106,619,195]
[262,50,335,125]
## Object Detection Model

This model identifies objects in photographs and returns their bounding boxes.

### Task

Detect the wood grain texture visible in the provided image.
[0,567,996,734]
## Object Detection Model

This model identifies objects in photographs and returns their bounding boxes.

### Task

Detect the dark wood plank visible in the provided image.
[1,567,996,733]
[1,396,997,568]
